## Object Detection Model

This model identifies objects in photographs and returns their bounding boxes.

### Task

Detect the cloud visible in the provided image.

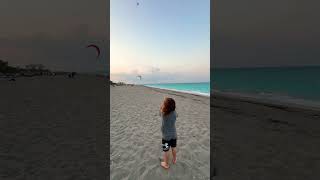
[124,66,161,75]
[111,69,209,84]
[151,67,160,73]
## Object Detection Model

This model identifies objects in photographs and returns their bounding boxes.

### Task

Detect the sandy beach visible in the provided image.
[3,75,319,179]
[212,92,320,179]
[0,75,108,179]
[110,85,210,180]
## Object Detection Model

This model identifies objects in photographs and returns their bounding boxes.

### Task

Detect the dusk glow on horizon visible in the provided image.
[110,0,210,84]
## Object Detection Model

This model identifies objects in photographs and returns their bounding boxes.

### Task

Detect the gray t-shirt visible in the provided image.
[160,110,177,140]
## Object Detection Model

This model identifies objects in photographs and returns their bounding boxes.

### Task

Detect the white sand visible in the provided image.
[0,76,107,179]
[110,85,210,180]
[3,76,319,179]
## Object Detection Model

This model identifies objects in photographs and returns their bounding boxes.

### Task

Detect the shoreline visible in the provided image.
[212,90,320,113]
[141,85,320,112]
[142,85,210,97]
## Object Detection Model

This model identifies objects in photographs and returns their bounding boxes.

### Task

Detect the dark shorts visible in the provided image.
[162,139,177,152]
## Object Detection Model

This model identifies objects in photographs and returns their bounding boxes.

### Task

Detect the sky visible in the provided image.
[214,0,320,68]
[2,0,318,76]
[110,0,210,84]
[0,0,108,73]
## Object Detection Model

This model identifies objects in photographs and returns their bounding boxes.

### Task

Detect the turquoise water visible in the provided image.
[212,66,320,103]
[144,82,210,96]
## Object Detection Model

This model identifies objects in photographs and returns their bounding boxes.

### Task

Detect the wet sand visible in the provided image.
[110,85,210,180]
[212,92,320,180]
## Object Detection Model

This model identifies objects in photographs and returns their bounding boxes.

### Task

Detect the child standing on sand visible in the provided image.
[160,97,178,169]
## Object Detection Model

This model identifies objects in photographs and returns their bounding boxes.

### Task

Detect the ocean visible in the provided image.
[144,82,210,96]
[212,66,320,106]
[143,67,320,106]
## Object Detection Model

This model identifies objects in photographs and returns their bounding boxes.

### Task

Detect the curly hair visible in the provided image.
[160,97,176,116]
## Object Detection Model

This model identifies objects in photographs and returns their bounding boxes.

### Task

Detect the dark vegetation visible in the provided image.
[0,59,54,77]
[110,80,134,86]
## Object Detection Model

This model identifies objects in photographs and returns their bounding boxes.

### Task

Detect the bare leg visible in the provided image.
[172,147,177,164]
[161,151,170,169]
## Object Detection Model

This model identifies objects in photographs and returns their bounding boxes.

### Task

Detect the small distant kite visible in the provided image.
[137,75,142,80]
[86,44,100,58]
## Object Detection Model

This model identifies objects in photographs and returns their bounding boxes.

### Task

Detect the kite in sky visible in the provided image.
[86,44,101,59]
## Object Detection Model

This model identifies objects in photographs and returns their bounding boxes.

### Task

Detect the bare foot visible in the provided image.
[172,157,177,164]
[160,162,169,169]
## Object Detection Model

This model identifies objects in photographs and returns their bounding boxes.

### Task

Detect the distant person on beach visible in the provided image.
[68,72,76,78]
[160,97,178,169]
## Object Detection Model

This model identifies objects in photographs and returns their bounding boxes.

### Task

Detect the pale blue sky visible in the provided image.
[111,0,210,84]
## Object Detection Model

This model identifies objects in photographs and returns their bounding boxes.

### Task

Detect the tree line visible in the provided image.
[0,59,52,76]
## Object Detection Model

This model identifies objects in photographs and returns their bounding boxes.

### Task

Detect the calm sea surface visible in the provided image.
[212,66,320,105]
[144,82,210,96]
